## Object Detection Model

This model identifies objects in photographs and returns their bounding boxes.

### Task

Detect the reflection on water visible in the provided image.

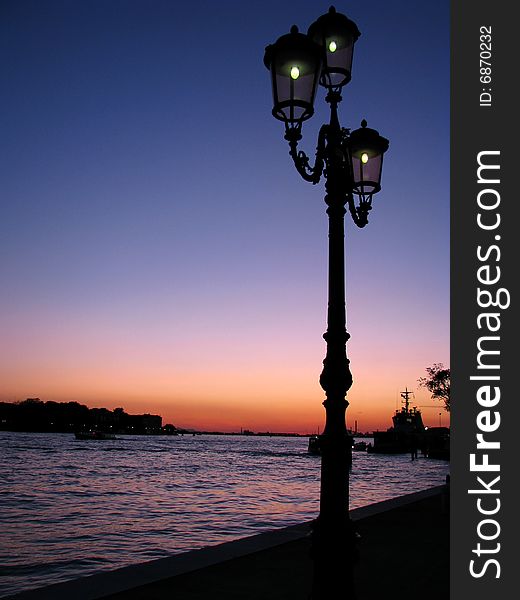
[0,431,449,597]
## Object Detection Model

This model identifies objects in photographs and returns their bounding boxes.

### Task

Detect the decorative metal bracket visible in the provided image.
[284,124,327,185]
[284,107,374,228]
[347,193,371,228]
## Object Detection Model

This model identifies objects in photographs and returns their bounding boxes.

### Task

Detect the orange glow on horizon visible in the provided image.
[1,308,449,434]
[1,373,450,434]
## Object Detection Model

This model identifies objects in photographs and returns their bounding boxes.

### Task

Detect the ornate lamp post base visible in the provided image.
[311,512,359,599]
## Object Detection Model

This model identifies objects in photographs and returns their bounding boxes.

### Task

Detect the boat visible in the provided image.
[368,388,425,454]
[352,441,368,451]
[308,433,357,455]
[74,430,117,440]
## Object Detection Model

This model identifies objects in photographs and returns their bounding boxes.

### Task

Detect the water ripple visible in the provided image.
[0,431,449,598]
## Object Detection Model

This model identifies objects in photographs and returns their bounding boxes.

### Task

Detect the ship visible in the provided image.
[368,388,425,454]
[368,388,450,459]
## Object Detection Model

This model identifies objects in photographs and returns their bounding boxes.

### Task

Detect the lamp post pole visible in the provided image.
[264,7,389,598]
[311,92,357,599]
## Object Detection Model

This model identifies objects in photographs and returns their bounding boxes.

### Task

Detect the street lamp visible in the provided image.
[264,6,389,599]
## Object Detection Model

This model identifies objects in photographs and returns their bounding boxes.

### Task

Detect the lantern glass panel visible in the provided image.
[272,50,320,122]
[319,32,355,87]
[351,151,383,195]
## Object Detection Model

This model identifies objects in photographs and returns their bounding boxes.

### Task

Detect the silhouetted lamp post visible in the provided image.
[264,7,389,599]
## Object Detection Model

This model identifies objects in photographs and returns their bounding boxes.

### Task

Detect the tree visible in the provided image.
[418,363,450,412]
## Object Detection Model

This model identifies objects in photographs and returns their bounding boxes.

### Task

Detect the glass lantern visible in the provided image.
[264,26,322,125]
[307,6,360,89]
[349,120,389,196]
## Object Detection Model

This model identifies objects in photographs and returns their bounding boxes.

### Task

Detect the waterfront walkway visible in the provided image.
[8,486,449,600]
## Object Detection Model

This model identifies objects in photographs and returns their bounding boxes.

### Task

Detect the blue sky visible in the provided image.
[0,1,449,431]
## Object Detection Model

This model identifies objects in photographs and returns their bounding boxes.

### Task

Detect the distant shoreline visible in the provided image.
[0,428,375,438]
[1,399,379,437]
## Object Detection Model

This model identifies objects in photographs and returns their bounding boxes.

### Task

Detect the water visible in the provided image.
[0,431,449,597]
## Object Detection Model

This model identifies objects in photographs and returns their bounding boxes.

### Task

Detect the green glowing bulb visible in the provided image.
[290,66,300,80]
[328,40,337,53]
[361,152,369,164]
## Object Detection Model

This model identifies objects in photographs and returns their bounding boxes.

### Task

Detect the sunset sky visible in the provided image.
[1,0,449,433]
